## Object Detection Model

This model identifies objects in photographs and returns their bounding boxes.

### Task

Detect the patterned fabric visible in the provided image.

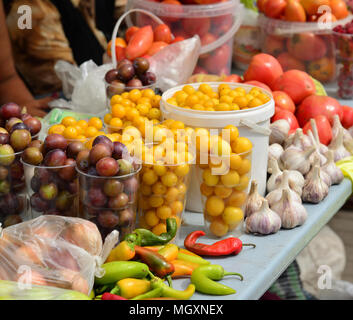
[261,260,318,300]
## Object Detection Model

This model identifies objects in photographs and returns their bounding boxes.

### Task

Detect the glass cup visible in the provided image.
[197,149,252,238]
[137,143,194,242]
[22,160,79,219]
[77,165,141,241]
[0,151,28,227]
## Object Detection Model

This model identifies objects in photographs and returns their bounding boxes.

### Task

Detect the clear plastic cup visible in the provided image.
[0,151,28,227]
[22,160,79,219]
[137,143,194,241]
[197,149,252,239]
[77,165,141,241]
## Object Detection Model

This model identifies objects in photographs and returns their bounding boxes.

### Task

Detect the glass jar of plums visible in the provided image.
[76,135,141,240]
[21,134,85,219]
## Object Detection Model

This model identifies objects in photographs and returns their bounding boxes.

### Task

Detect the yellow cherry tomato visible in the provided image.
[61,116,76,127]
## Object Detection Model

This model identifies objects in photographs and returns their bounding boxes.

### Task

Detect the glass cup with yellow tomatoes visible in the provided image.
[196,124,252,238]
[136,130,195,243]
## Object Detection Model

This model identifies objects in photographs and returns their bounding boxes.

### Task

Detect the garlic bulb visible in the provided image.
[307,126,329,156]
[302,165,329,204]
[305,154,332,187]
[283,131,295,149]
[266,170,302,207]
[269,119,290,145]
[245,199,281,235]
[328,127,351,162]
[267,159,304,195]
[268,143,284,163]
[244,180,265,217]
[287,128,312,151]
[280,146,316,175]
[271,189,307,229]
[322,150,344,185]
[331,115,353,155]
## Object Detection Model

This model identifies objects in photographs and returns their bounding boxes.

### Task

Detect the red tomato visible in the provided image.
[211,14,233,35]
[272,70,316,104]
[341,105,353,129]
[125,26,140,43]
[264,0,287,19]
[330,0,349,20]
[302,115,332,145]
[272,109,299,132]
[147,41,169,56]
[153,24,172,44]
[107,38,127,61]
[202,44,230,74]
[243,53,283,89]
[276,52,306,71]
[244,80,272,93]
[171,36,185,44]
[263,35,285,57]
[200,33,217,59]
[286,33,327,61]
[296,95,343,127]
[272,91,296,113]
[223,74,242,83]
[284,0,306,22]
[257,0,268,12]
[161,0,183,23]
[182,17,211,37]
[125,26,154,60]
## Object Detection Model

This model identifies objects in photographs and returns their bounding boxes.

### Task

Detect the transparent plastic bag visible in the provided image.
[53,60,113,114]
[0,215,119,296]
[0,280,91,300]
[109,9,202,92]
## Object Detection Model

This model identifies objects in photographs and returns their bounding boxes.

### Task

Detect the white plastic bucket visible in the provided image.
[125,0,243,75]
[161,82,275,212]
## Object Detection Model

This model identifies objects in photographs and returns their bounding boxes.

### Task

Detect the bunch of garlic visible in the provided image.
[302,165,329,204]
[267,158,304,196]
[244,180,265,218]
[266,170,302,207]
[331,115,353,155]
[271,189,307,229]
[245,199,282,235]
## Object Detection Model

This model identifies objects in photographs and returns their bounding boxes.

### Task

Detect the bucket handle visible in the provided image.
[239,119,271,136]
[200,3,244,55]
[110,9,174,68]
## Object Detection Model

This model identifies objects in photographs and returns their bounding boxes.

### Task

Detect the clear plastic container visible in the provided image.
[77,166,141,241]
[197,149,252,238]
[137,143,194,241]
[126,0,243,75]
[22,160,79,219]
[161,82,274,212]
[258,14,353,83]
[0,151,28,227]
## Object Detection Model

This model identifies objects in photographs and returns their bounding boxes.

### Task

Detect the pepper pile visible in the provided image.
[92,222,250,299]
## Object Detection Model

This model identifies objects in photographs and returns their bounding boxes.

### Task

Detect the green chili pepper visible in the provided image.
[94,283,116,295]
[177,252,210,265]
[95,261,150,285]
[150,277,195,300]
[124,218,177,246]
[191,265,243,296]
[131,287,163,300]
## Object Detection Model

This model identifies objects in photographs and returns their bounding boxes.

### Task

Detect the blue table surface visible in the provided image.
[169,83,353,300]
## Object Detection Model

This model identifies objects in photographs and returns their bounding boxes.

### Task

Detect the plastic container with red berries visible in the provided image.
[125,0,244,76]
[258,13,352,83]
[333,18,353,99]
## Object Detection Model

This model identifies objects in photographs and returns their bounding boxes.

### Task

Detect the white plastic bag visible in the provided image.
[53,60,112,114]
[0,215,119,296]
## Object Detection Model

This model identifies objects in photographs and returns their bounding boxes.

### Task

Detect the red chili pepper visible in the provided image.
[101,292,128,300]
[184,231,256,256]
[134,245,175,278]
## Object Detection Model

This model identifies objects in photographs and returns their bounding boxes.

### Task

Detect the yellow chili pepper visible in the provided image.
[117,278,151,299]
[158,244,179,262]
[179,248,203,258]
[106,240,135,262]
[143,245,165,252]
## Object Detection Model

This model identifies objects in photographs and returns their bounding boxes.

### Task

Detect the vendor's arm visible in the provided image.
[0,1,51,117]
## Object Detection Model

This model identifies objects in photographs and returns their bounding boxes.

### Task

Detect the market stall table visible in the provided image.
[172,178,352,300]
